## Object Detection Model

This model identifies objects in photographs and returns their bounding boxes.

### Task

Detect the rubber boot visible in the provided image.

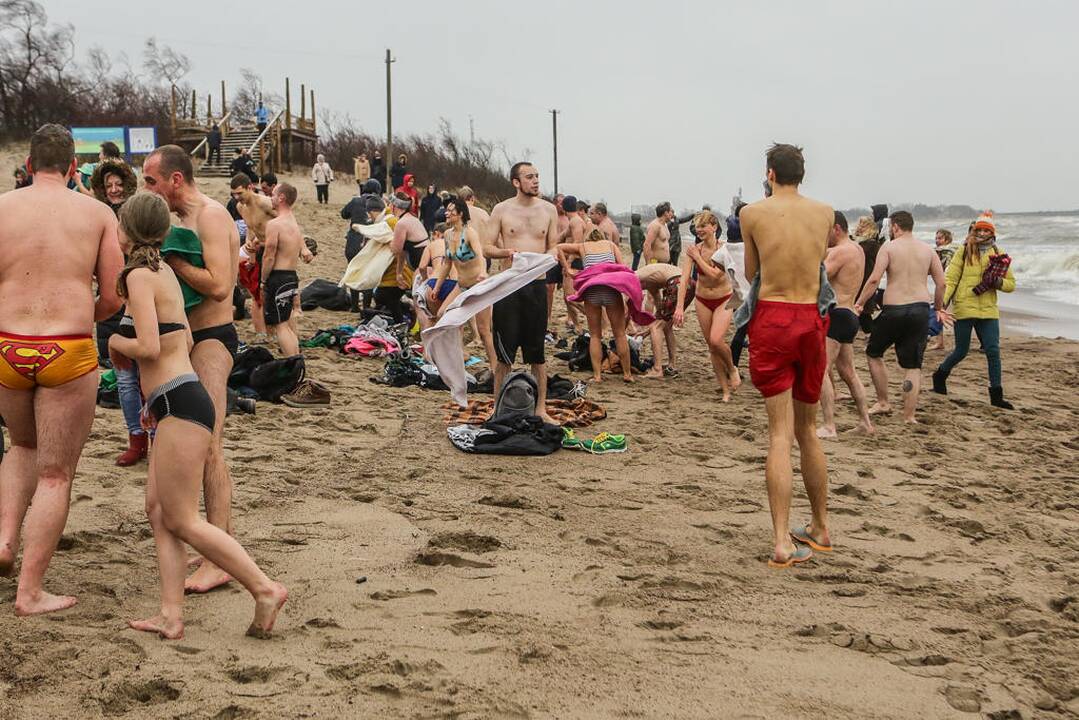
[989,386,1014,410]
[931,367,949,395]
[116,433,148,466]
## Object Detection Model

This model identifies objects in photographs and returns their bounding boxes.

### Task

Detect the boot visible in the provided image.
[989,386,1014,410]
[116,433,148,466]
[931,367,949,395]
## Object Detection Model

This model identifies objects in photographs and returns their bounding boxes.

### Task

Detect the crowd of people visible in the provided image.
[0,124,1019,637]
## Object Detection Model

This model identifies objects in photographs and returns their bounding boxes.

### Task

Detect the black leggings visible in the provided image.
[374,287,407,323]
[316,184,329,204]
[731,323,749,367]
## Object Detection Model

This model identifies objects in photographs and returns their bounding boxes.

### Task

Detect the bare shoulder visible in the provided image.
[197,196,234,230]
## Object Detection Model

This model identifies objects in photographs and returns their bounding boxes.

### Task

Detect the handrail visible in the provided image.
[190,110,234,156]
[246,109,285,154]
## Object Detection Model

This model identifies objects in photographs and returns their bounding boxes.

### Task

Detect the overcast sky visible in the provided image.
[50,0,1078,213]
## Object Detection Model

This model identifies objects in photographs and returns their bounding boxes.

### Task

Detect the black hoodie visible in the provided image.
[420,188,442,231]
[341,178,385,260]
[370,156,386,186]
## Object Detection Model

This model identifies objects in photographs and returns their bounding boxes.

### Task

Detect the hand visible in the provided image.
[301,247,314,263]
[673,308,685,328]
[506,249,517,262]
[426,288,438,305]
[936,308,954,327]
[396,272,408,290]
[108,340,132,371]
[139,405,158,433]
[163,254,187,273]
[853,302,864,316]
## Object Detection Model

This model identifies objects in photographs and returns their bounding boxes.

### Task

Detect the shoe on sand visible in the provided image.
[581,432,627,454]
[767,544,813,569]
[281,380,330,408]
[790,525,833,552]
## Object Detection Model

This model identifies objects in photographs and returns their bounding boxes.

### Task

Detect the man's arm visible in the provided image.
[260,221,280,283]
[929,253,946,310]
[166,206,236,302]
[823,246,843,281]
[545,206,559,254]
[482,204,512,259]
[94,210,125,321]
[854,245,890,311]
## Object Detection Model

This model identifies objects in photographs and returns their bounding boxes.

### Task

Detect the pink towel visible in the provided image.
[568,262,655,326]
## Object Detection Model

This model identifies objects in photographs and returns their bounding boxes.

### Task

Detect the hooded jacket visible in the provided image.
[341,179,385,259]
[629,214,645,254]
[943,243,1015,320]
[391,160,408,191]
[370,156,387,186]
[420,187,442,232]
[396,173,420,215]
[312,160,334,185]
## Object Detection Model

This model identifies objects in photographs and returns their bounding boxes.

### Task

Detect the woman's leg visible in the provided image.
[695,300,730,399]
[152,418,286,636]
[709,304,739,391]
[938,318,973,374]
[973,319,1002,387]
[475,306,498,370]
[583,303,605,382]
[604,302,634,382]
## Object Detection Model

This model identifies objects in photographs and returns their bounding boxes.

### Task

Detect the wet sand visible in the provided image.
[1,155,1078,719]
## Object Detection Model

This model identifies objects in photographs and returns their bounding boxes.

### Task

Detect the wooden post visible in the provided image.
[259,136,265,176]
[300,83,306,124]
[275,123,282,173]
[221,81,227,116]
[285,77,292,171]
[190,89,196,120]
[207,93,212,124]
[170,85,177,136]
[310,89,316,133]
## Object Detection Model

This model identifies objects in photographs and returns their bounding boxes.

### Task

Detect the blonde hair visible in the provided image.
[117,192,171,298]
[853,216,877,240]
[586,228,606,243]
[694,210,719,229]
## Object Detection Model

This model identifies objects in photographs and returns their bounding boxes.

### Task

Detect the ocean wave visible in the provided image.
[1011,250,1079,283]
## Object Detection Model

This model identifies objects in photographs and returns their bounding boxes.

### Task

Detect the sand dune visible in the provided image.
[1,152,1077,719]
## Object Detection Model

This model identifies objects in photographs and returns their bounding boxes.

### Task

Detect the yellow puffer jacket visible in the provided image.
[943,243,1015,320]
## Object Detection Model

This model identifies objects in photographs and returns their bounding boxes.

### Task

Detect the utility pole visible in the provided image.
[550,109,560,194]
[469,115,475,146]
[385,49,396,194]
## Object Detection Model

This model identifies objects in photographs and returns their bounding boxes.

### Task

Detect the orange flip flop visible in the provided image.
[767,544,813,569]
[791,525,833,552]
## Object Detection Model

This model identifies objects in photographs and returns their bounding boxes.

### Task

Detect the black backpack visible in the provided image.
[493,371,538,420]
[300,279,350,311]
[248,355,306,402]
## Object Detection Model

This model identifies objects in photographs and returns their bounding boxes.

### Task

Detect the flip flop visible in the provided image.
[767,544,813,569]
[790,525,833,552]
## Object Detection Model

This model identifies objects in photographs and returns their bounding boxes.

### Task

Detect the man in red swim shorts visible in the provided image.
[740,143,835,570]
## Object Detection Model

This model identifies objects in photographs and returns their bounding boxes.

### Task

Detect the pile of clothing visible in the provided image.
[554,333,654,375]
[301,317,409,358]
[447,372,563,456]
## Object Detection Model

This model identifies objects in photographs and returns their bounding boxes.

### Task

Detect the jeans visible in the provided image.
[208,144,221,164]
[631,251,642,271]
[937,317,1002,387]
[116,363,144,436]
[316,184,329,204]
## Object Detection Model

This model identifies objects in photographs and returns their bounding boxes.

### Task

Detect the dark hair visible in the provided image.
[260,172,277,186]
[276,182,297,206]
[766,143,805,185]
[509,161,533,182]
[576,200,589,212]
[147,144,194,183]
[734,201,748,218]
[593,202,608,216]
[230,173,251,189]
[833,210,849,232]
[29,123,75,174]
[100,141,122,159]
[234,148,242,155]
[889,210,914,232]
[433,222,449,235]
[446,197,471,224]
[655,201,671,218]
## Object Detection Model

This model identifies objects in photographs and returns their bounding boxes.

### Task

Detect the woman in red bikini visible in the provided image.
[673,211,741,401]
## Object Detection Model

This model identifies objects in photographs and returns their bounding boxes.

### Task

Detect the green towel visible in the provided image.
[161,226,205,310]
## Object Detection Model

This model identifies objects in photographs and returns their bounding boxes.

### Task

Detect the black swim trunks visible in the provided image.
[146,373,216,433]
[866,302,930,369]
[827,307,860,344]
[192,323,239,359]
[493,279,547,365]
[545,263,563,285]
[263,269,300,326]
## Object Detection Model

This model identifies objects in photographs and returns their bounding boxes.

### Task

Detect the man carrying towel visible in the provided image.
[483,162,560,423]
[143,145,241,593]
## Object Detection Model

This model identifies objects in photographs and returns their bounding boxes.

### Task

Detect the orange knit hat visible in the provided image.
[973,210,996,234]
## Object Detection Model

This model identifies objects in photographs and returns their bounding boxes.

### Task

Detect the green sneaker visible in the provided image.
[581,432,627,454]
[561,427,583,449]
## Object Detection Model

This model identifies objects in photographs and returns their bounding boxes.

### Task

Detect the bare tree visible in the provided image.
[142,36,190,88]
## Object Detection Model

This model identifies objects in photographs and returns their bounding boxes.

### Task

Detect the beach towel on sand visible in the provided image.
[161,226,205,310]
[339,220,395,291]
[423,252,557,407]
[442,398,607,428]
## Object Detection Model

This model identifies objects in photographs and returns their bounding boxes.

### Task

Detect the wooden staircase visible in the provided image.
[196,126,262,178]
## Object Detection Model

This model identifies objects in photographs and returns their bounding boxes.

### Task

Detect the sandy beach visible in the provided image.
[1,159,1077,719]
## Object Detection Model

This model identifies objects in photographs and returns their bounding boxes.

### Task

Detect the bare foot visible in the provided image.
[538,412,559,426]
[246,582,288,639]
[0,545,14,578]
[590,375,603,383]
[721,388,731,403]
[903,416,920,425]
[622,374,635,384]
[644,368,663,379]
[184,562,232,594]
[852,419,875,435]
[816,425,838,439]
[729,368,742,391]
[14,590,78,616]
[129,614,184,640]
[868,402,891,415]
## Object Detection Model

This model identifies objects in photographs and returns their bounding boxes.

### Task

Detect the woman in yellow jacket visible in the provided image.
[931,212,1015,408]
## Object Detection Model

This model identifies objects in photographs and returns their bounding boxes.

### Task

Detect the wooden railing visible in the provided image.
[189,110,234,157]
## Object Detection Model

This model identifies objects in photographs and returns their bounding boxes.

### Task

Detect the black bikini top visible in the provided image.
[118,315,186,339]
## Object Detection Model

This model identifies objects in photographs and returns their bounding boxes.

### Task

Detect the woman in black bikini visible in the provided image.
[108,193,287,640]
[673,211,740,401]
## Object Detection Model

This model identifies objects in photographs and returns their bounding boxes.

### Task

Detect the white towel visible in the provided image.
[422,252,557,407]
[339,220,395,291]
[711,241,750,303]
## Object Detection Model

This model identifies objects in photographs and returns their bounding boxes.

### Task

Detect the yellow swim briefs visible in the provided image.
[0,332,98,390]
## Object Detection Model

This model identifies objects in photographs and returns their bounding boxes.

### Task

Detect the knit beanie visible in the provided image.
[973,210,996,235]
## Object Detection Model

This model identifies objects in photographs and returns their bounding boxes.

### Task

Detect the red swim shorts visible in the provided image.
[748,300,830,403]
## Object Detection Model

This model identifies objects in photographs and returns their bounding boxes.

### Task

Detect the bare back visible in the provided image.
[877,237,936,305]
[742,193,832,303]
[489,196,558,255]
[265,212,303,273]
[0,180,122,335]
[825,238,866,308]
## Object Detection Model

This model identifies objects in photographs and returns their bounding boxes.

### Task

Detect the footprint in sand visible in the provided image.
[368,588,437,601]
[226,666,281,684]
[414,550,495,569]
[427,531,502,554]
[98,679,181,715]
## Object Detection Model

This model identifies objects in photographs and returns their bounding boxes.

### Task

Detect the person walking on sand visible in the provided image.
[817,211,874,438]
[0,125,124,615]
[107,192,286,640]
[312,154,333,205]
[931,212,1015,409]
[739,143,834,569]
[142,145,242,594]
[854,211,949,423]
[927,228,957,351]
[261,183,305,357]
[629,213,645,270]
[483,162,560,422]
[673,211,740,400]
